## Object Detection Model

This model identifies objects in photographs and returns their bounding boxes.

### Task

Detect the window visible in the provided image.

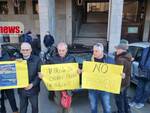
[0,1,8,14]
[87,2,109,13]
[32,0,38,14]
[13,0,26,14]
[123,1,139,22]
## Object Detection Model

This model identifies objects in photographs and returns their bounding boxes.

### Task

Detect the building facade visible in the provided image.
[0,0,150,53]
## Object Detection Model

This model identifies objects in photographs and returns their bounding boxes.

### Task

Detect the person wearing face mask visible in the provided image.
[18,42,42,113]
[0,45,19,113]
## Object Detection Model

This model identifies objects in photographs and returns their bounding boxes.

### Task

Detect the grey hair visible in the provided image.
[57,42,68,49]
[93,43,104,52]
[21,42,32,49]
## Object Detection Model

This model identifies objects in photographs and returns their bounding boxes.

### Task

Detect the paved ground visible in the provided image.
[4,83,150,113]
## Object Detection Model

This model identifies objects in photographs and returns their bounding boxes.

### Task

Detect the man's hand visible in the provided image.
[25,83,33,90]
[121,73,126,79]
[16,58,23,62]
[77,69,82,74]
[38,72,44,79]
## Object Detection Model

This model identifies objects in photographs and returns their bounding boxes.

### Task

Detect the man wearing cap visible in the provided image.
[114,39,132,113]
[88,43,114,113]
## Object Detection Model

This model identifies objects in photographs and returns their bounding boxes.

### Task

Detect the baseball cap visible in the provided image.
[115,39,129,50]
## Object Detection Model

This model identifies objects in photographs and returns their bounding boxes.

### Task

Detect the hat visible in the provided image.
[115,39,129,50]
[93,43,104,51]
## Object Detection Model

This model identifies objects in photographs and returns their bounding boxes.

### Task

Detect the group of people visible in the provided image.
[0,36,149,113]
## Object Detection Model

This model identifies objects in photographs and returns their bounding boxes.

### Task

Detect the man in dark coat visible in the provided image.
[129,47,150,109]
[114,39,132,113]
[40,42,76,113]
[18,42,42,113]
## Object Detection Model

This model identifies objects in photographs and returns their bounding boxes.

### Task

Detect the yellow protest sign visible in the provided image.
[82,61,123,94]
[0,60,29,90]
[41,63,80,91]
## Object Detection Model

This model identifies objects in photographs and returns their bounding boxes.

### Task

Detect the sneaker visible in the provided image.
[129,102,136,107]
[135,103,144,109]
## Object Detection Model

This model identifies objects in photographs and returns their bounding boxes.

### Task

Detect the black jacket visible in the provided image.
[47,54,75,64]
[18,55,42,96]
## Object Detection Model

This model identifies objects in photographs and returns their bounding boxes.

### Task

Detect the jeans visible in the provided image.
[0,89,18,113]
[132,79,150,104]
[115,87,131,113]
[88,90,111,113]
[19,94,39,113]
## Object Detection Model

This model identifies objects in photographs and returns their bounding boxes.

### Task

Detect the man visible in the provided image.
[0,45,19,113]
[43,31,54,49]
[18,42,42,113]
[43,31,55,62]
[114,39,132,113]
[129,46,150,109]
[44,42,76,113]
[88,43,114,113]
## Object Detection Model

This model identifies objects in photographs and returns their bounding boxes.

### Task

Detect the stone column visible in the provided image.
[143,0,150,41]
[107,0,124,53]
[38,0,56,51]
[66,0,72,45]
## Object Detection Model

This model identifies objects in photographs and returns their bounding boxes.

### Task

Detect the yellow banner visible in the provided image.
[82,61,123,94]
[41,63,80,91]
[0,61,29,90]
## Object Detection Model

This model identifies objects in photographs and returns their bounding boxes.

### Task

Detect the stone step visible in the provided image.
[78,23,107,37]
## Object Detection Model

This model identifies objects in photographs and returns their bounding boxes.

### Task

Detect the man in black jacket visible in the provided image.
[18,42,42,113]
[42,42,75,113]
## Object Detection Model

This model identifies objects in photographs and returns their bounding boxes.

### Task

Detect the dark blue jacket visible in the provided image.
[18,55,42,96]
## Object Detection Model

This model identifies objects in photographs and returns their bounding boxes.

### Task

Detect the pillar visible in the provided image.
[143,0,150,41]
[38,0,56,51]
[107,0,124,53]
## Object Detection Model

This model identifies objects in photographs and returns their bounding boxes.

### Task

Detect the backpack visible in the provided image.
[43,34,54,48]
[61,91,72,109]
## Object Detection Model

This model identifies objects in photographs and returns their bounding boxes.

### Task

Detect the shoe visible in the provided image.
[129,102,136,107]
[135,103,144,109]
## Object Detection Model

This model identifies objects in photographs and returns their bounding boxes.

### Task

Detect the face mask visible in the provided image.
[23,56,30,60]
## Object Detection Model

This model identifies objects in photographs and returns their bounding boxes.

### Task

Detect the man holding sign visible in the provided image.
[41,42,77,113]
[18,42,42,113]
[86,43,114,113]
